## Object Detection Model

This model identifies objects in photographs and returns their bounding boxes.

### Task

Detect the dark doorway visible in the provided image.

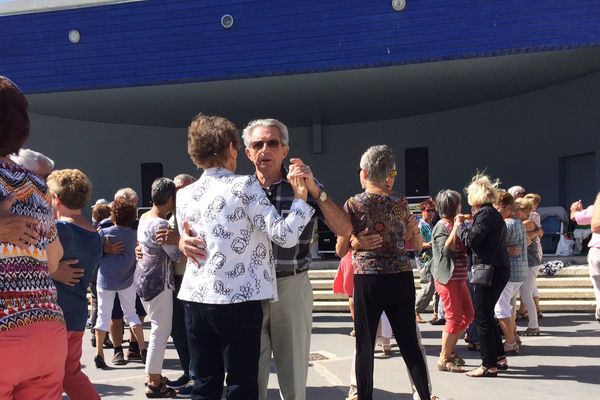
[405,147,429,197]
[559,152,596,209]
[140,162,164,207]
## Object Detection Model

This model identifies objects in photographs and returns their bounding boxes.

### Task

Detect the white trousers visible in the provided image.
[258,273,313,400]
[495,281,523,319]
[519,266,540,328]
[141,288,173,375]
[95,284,141,332]
[588,247,600,320]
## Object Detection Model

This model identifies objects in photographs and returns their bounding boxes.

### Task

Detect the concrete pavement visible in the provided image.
[75,312,600,399]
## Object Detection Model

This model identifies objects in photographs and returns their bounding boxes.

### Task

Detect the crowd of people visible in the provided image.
[1,73,600,400]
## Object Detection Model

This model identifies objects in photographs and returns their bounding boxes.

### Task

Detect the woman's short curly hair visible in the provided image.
[465,172,500,206]
[46,169,92,210]
[495,191,515,211]
[0,77,29,157]
[111,198,137,227]
[187,113,240,169]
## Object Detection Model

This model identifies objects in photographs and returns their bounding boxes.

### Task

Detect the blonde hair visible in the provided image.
[466,172,500,206]
[515,197,533,212]
[524,193,541,206]
[46,169,92,210]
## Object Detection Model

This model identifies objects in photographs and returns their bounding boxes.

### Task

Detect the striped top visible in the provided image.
[0,161,64,333]
[441,221,469,281]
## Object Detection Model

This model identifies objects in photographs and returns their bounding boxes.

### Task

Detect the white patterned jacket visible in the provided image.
[176,167,314,304]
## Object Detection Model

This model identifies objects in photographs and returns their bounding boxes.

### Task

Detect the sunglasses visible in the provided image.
[423,209,435,212]
[250,139,281,151]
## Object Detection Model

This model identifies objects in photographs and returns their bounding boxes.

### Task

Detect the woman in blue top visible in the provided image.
[47,169,102,400]
[94,199,147,368]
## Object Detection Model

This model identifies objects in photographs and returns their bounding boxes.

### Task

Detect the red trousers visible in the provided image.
[0,321,67,400]
[435,279,475,334]
[63,331,100,400]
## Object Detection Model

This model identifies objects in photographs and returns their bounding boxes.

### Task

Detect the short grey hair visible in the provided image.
[151,178,176,206]
[508,185,526,198]
[359,145,395,186]
[114,187,138,205]
[242,118,289,147]
[435,189,462,218]
[10,148,54,177]
[173,173,196,189]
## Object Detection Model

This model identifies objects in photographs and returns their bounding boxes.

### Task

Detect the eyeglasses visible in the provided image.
[423,209,435,213]
[389,169,397,178]
[250,139,281,151]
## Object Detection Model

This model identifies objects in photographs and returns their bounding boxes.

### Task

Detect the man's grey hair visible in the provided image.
[173,174,196,189]
[9,148,54,177]
[508,185,526,198]
[359,145,395,186]
[242,119,289,147]
[435,189,462,219]
[151,178,176,206]
[114,187,138,205]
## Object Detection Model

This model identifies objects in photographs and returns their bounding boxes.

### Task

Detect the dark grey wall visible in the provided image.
[27,70,600,212]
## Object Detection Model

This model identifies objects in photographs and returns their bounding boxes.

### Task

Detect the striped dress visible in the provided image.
[0,161,64,333]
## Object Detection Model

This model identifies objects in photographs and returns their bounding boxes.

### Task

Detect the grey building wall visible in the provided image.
[27,70,600,213]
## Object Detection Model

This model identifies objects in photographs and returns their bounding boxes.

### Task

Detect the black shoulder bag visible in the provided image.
[470,228,505,287]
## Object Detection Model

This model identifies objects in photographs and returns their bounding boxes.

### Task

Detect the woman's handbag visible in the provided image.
[470,263,494,286]
[469,228,505,287]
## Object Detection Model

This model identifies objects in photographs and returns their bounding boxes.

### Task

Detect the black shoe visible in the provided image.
[113,347,127,365]
[103,336,114,349]
[166,375,190,390]
[430,318,446,326]
[91,336,96,348]
[94,355,108,369]
[141,348,148,365]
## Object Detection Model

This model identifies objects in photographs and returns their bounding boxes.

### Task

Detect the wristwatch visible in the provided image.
[318,189,328,202]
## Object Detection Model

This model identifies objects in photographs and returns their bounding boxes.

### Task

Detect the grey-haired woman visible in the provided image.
[337,145,430,400]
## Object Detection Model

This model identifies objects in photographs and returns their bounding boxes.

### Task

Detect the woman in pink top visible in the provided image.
[571,193,600,321]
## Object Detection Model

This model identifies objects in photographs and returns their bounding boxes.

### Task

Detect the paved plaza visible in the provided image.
[74,312,599,399]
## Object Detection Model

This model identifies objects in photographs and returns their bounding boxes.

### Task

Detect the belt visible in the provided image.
[276,269,307,279]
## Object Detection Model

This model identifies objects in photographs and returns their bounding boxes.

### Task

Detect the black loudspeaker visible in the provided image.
[140,162,164,207]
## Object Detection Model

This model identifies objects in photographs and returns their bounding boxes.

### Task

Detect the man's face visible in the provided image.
[245,125,289,176]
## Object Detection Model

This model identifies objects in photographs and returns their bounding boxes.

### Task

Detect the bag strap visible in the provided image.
[491,226,506,261]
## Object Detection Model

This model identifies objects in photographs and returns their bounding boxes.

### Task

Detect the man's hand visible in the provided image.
[179,220,207,267]
[287,158,320,199]
[50,259,85,286]
[507,245,521,257]
[155,227,180,245]
[104,237,124,255]
[351,228,383,251]
[0,194,40,248]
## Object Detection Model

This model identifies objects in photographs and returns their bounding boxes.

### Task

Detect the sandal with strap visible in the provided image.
[521,327,541,336]
[466,365,498,377]
[145,381,177,398]
[496,357,508,371]
[437,358,466,373]
[450,352,465,366]
[504,341,520,355]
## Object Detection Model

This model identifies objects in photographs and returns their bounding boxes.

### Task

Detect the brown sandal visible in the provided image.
[466,365,498,377]
[437,358,466,373]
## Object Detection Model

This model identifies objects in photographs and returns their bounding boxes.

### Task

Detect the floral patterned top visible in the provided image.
[176,168,314,305]
[135,216,181,302]
[0,161,64,333]
[344,191,417,275]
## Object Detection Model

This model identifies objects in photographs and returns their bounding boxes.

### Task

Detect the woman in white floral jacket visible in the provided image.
[176,113,314,400]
